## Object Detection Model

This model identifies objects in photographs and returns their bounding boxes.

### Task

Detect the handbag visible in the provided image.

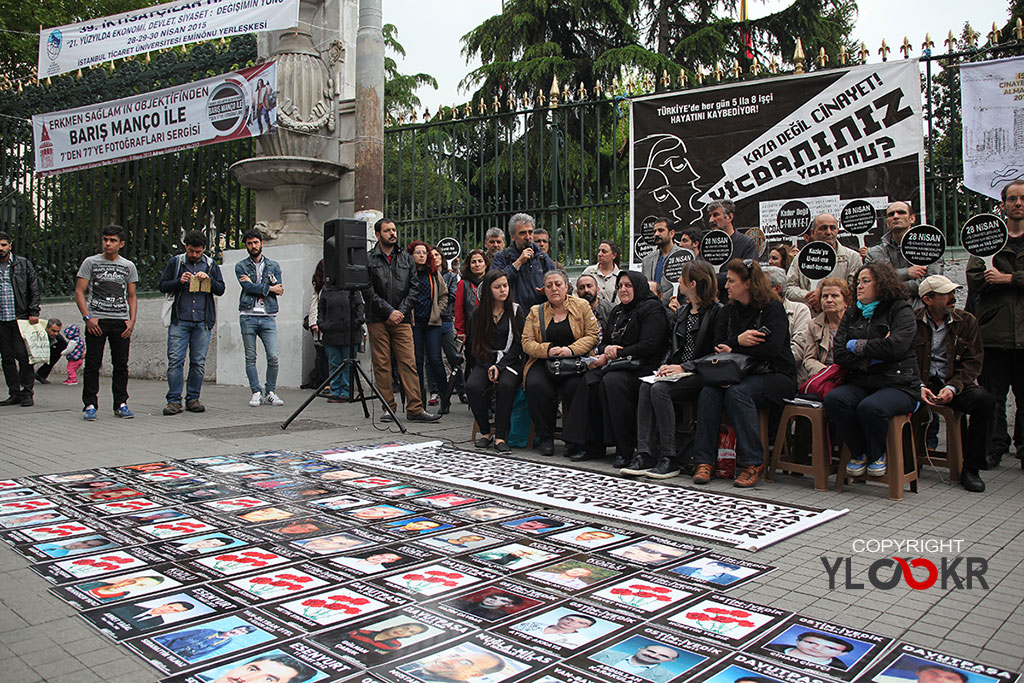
[537,304,589,376]
[799,363,847,398]
[685,351,760,387]
[603,356,640,373]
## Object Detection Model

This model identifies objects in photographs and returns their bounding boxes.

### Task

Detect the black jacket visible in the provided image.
[834,298,920,399]
[3,254,41,319]
[604,281,670,374]
[665,302,722,365]
[157,254,226,328]
[318,288,365,347]
[711,298,797,403]
[367,243,415,323]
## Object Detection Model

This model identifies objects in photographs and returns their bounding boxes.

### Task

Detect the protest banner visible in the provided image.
[961,55,1024,200]
[38,0,298,78]
[33,62,277,176]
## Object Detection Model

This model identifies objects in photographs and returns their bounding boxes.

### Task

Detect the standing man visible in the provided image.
[915,275,994,492]
[707,200,759,291]
[0,232,40,407]
[74,224,138,420]
[532,228,564,270]
[866,201,942,307]
[641,218,683,305]
[236,228,285,408]
[484,227,506,258]
[367,218,439,422]
[677,226,702,256]
[966,180,1024,469]
[493,213,555,307]
[159,230,225,415]
[786,213,861,312]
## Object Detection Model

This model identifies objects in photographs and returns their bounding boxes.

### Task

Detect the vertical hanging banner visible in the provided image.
[39,0,299,78]
[630,61,924,261]
[32,62,277,176]
[960,55,1024,200]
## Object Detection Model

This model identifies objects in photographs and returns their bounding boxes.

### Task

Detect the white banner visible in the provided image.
[961,55,1024,201]
[38,0,298,78]
[32,62,277,176]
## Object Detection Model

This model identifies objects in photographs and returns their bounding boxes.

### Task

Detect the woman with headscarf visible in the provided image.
[563,271,669,465]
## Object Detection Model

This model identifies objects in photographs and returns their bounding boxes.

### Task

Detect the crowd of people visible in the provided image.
[2,183,1023,494]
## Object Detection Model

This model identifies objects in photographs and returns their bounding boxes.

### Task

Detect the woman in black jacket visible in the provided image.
[623,261,722,479]
[466,270,526,453]
[563,271,669,465]
[825,261,920,479]
[691,259,797,488]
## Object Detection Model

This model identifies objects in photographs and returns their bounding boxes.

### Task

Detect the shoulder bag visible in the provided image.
[538,304,589,376]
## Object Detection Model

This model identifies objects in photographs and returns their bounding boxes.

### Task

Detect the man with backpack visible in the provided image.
[158,230,225,415]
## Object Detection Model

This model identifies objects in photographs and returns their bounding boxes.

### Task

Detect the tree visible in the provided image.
[384,23,437,121]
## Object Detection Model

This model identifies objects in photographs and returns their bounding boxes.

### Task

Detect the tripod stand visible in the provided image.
[281,289,406,432]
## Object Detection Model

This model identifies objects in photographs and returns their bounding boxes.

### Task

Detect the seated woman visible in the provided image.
[563,271,668,465]
[825,262,920,478]
[793,277,851,387]
[623,261,722,478]
[522,270,601,456]
[691,259,798,488]
[466,270,526,453]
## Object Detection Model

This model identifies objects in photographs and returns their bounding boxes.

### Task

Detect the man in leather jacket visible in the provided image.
[0,232,41,407]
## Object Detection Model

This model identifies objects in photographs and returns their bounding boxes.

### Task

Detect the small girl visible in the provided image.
[62,324,84,385]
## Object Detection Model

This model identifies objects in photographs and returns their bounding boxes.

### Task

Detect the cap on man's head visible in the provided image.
[919,275,961,297]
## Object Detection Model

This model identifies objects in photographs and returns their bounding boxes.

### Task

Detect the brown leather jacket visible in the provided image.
[913,307,984,393]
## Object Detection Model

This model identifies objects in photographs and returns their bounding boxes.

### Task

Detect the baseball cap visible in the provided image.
[919,275,961,296]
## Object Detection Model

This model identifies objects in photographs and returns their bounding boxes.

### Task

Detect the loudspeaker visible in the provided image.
[324,218,370,290]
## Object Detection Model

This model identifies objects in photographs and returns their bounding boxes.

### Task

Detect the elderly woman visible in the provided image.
[825,262,920,478]
[522,270,601,456]
[793,277,852,386]
[691,259,797,488]
[563,271,669,465]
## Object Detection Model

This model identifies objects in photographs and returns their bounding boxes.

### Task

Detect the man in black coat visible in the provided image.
[0,232,41,407]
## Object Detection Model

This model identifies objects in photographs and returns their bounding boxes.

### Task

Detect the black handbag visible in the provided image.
[603,356,640,373]
[684,352,759,387]
[537,304,589,376]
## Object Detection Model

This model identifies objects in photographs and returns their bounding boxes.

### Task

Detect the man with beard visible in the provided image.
[707,200,759,295]
[235,229,285,408]
[575,274,613,340]
[0,231,40,407]
[641,218,684,305]
[865,201,943,308]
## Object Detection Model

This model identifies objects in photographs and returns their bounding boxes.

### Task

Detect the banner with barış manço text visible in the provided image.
[630,60,924,264]
[38,0,298,79]
[32,61,277,176]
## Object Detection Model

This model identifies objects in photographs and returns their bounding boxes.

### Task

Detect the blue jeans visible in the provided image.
[692,375,776,467]
[824,384,918,463]
[166,321,212,403]
[240,315,279,393]
[430,324,466,395]
[412,323,445,400]
[324,344,353,398]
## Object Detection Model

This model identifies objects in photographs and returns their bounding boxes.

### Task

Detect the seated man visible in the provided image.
[915,275,995,493]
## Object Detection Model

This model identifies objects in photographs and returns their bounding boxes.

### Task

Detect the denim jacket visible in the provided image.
[235,256,282,314]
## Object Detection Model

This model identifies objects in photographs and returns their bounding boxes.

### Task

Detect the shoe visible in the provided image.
[693,464,714,485]
[569,451,601,462]
[62,379,78,385]
[83,405,97,421]
[646,457,682,479]
[428,393,440,406]
[0,395,19,406]
[407,411,440,422]
[866,456,887,477]
[563,443,581,459]
[538,438,555,456]
[381,413,395,422]
[249,391,263,407]
[114,404,134,419]
[327,396,347,403]
[35,374,49,385]
[163,402,183,416]
[983,451,1005,470]
[185,399,205,413]
[458,393,469,404]
[475,435,494,449]
[960,470,985,493]
[846,456,867,477]
[611,452,632,469]
[734,464,764,488]
[20,395,33,407]
[495,441,511,453]
[265,391,285,406]
[620,453,656,476]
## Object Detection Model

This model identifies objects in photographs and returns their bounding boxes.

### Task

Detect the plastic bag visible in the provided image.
[715,426,737,479]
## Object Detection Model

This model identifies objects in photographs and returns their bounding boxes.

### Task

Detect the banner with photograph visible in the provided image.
[38,0,298,78]
[32,61,276,176]
[961,55,1024,201]
[630,60,924,262]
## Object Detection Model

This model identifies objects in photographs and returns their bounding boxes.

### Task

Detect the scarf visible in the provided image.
[856,300,879,319]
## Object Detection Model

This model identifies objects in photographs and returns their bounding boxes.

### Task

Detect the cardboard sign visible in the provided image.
[777,200,812,237]
[960,213,1008,268]
[699,230,733,267]
[796,242,837,283]
[900,224,946,267]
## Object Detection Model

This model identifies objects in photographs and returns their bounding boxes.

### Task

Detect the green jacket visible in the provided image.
[966,246,1024,349]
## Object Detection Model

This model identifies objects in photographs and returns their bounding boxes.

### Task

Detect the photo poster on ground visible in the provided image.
[630,59,925,265]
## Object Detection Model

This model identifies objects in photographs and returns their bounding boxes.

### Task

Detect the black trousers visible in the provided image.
[980,347,1024,458]
[925,379,996,473]
[466,364,520,440]
[0,320,33,398]
[83,319,130,410]
[525,364,584,440]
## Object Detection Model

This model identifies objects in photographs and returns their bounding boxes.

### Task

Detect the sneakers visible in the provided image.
[185,399,205,413]
[163,402,183,416]
[428,393,440,406]
[249,391,263,407]
[693,463,714,484]
[866,456,887,477]
[846,456,867,477]
[62,378,78,386]
[620,453,656,476]
[265,391,285,406]
[646,457,682,479]
[114,404,134,418]
[83,405,97,421]
[734,464,764,488]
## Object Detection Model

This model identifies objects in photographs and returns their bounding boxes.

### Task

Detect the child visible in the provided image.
[63,324,84,385]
